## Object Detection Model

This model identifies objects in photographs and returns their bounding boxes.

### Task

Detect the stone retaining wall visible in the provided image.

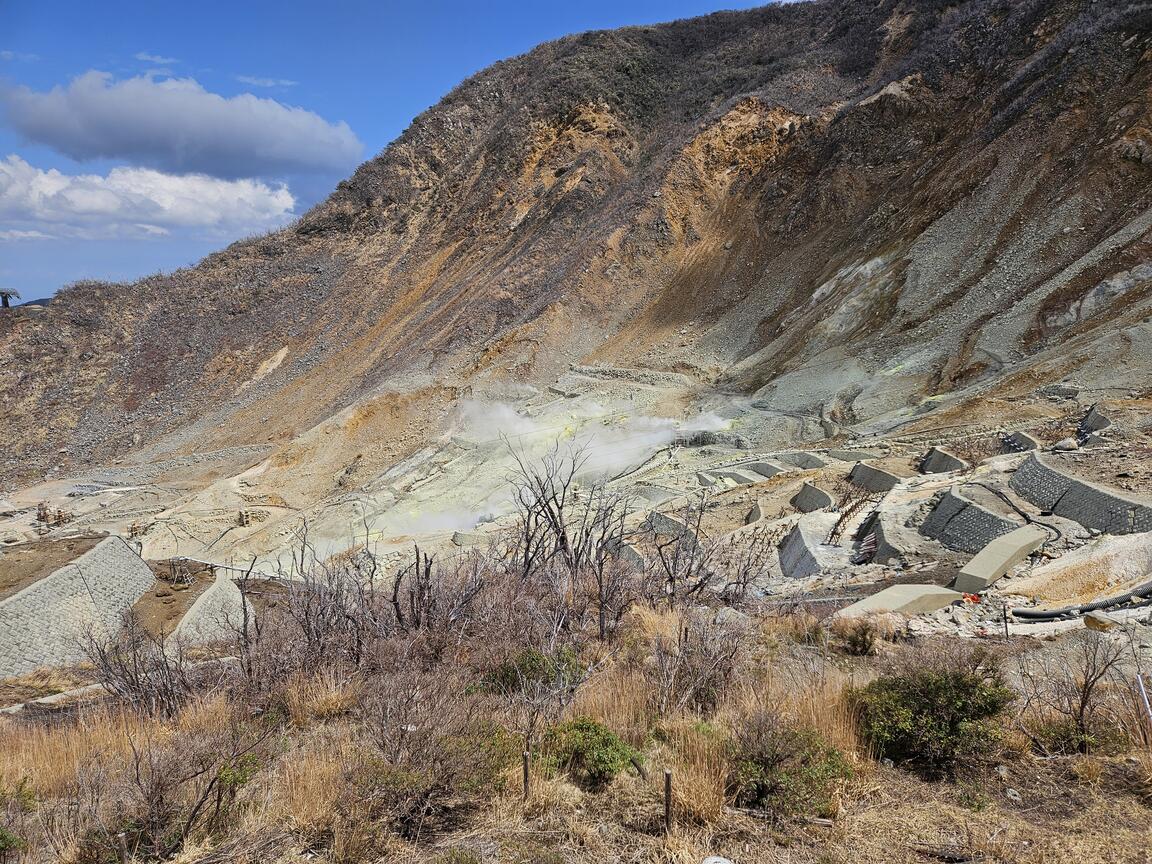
[1009,452,1152,534]
[645,511,700,551]
[778,512,844,579]
[919,486,1020,554]
[848,462,902,493]
[1002,431,1039,453]
[0,537,155,678]
[174,571,250,644]
[791,482,834,513]
[920,447,969,474]
[774,452,827,470]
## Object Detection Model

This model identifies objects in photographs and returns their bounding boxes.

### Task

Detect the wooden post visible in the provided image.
[663,769,673,834]
[522,750,530,801]
[116,832,129,863]
[1002,603,1010,642]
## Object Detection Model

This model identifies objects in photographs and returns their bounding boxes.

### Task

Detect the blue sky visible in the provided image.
[0,0,763,301]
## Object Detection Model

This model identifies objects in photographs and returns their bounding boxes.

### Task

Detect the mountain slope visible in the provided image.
[2,0,1151,500]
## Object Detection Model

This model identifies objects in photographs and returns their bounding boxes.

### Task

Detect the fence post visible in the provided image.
[663,769,673,834]
[116,833,129,863]
[522,750,530,801]
[1137,673,1152,739]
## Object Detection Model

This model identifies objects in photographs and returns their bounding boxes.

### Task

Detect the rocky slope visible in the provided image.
[2,0,1151,519]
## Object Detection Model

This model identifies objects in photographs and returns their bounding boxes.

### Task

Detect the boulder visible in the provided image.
[1083,610,1120,632]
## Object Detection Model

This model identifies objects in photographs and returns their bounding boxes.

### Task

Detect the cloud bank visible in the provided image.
[1,71,363,179]
[0,155,295,239]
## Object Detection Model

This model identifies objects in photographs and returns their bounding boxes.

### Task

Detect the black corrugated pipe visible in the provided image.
[1012,577,1152,620]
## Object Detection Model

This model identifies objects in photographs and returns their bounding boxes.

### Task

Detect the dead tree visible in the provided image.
[644,494,718,608]
[1017,632,1131,753]
[84,614,195,718]
[507,440,637,639]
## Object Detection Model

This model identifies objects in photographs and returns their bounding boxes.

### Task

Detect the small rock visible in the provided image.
[702,858,735,864]
[1005,788,1022,803]
[994,764,1010,780]
[1053,437,1079,451]
[881,758,895,768]
[1084,610,1120,632]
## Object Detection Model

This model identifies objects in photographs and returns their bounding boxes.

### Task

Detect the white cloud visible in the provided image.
[0,71,363,178]
[236,75,298,88]
[135,51,178,64]
[0,50,39,62]
[0,155,295,239]
[0,228,53,240]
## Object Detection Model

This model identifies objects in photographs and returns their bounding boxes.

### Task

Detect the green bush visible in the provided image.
[0,825,26,854]
[727,712,852,819]
[483,647,582,695]
[853,646,1014,777]
[542,717,638,789]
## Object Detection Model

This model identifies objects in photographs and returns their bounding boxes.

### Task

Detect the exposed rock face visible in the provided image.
[2,0,1152,499]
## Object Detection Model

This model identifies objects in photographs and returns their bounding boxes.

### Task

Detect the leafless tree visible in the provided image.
[642,493,720,608]
[507,440,638,640]
[1017,632,1131,753]
[715,523,785,604]
[84,614,195,718]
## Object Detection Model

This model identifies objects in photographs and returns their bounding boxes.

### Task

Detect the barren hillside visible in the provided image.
[2,0,1151,515]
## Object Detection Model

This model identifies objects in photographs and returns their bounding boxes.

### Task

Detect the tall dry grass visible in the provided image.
[722,656,867,761]
[568,664,653,749]
[272,728,360,838]
[0,706,141,797]
[653,719,729,825]
[283,670,362,728]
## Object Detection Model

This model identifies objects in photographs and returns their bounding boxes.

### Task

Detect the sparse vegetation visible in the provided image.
[727,709,852,820]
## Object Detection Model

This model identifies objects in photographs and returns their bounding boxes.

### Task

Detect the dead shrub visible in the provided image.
[357,664,515,838]
[645,609,749,716]
[726,709,852,821]
[84,614,199,718]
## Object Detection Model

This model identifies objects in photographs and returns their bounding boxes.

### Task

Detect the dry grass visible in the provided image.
[283,670,362,727]
[723,659,866,762]
[568,664,654,749]
[271,727,359,838]
[758,608,826,648]
[0,705,140,797]
[652,718,729,825]
[0,666,93,708]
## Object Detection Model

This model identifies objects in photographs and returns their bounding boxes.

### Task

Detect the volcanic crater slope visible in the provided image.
[1,0,1151,546]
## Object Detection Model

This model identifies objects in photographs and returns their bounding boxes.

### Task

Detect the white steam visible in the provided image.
[453,399,732,480]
